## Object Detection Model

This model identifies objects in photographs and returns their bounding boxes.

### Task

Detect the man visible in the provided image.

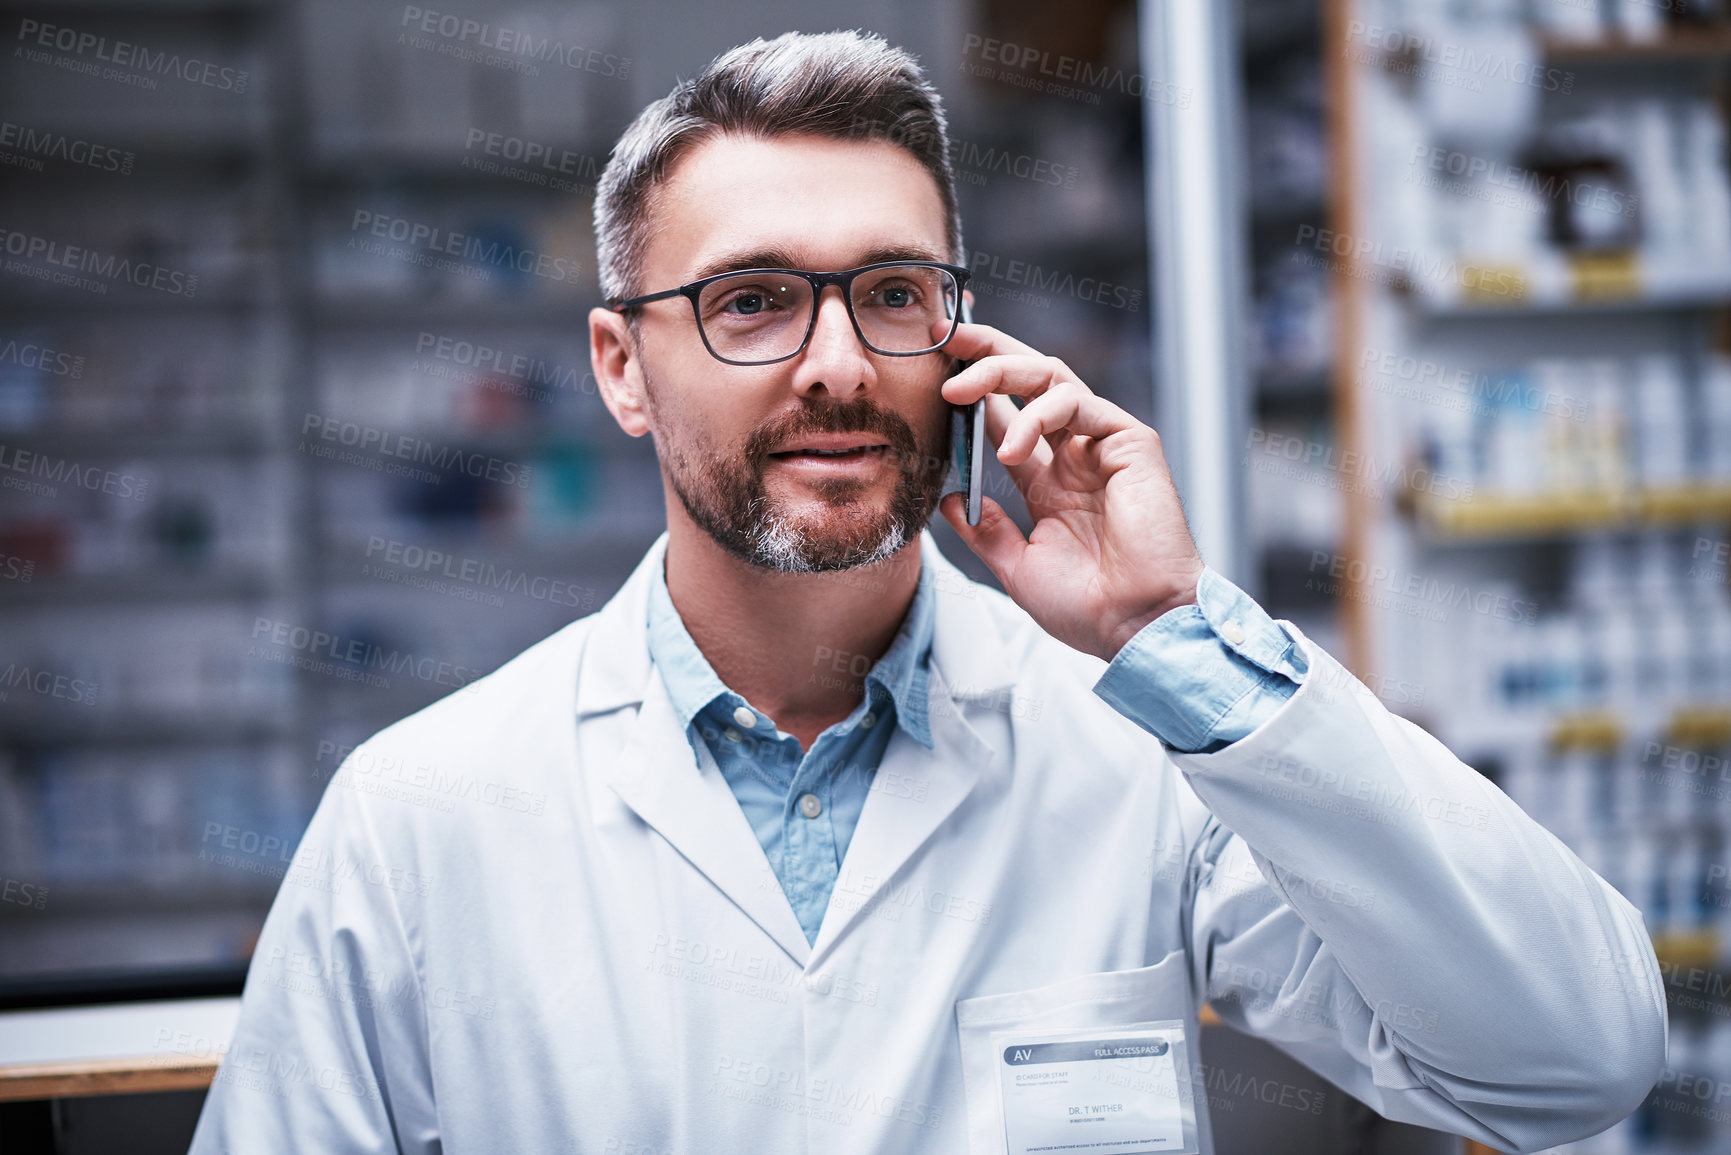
[191,30,1664,1155]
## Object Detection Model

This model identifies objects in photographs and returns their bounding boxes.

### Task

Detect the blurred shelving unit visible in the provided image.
[1238,0,1351,658]
[0,0,667,989]
[292,0,662,755]
[0,0,312,984]
[947,12,1153,397]
[1329,1,1731,1151]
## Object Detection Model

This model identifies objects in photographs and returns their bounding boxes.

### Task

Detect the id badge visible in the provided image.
[989,1020,1199,1155]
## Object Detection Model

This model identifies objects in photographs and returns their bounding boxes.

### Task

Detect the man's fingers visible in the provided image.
[929,322,1122,485]
[931,318,1043,363]
[999,384,1134,466]
[939,353,1069,407]
[940,493,1027,590]
[981,392,1053,478]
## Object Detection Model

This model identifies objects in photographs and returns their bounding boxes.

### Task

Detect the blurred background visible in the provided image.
[0,0,1727,1151]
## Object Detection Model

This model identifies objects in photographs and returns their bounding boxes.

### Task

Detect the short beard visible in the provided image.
[653,387,949,574]
[745,501,908,573]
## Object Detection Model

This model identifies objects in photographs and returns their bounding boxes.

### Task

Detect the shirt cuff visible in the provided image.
[1092,566,1308,754]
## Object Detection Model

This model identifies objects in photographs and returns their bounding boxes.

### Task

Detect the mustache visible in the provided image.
[743,397,918,463]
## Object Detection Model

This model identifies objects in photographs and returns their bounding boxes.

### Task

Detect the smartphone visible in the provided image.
[947,297,985,526]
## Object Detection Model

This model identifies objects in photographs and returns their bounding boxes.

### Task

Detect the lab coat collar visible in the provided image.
[575,529,1016,721]
[579,529,1015,969]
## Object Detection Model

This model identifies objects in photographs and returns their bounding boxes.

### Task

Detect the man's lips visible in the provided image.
[769,434,892,458]
[766,435,894,477]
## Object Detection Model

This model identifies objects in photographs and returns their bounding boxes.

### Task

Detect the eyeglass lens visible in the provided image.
[694,265,960,362]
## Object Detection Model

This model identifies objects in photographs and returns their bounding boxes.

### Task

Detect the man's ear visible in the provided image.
[962,287,975,314]
[589,306,652,438]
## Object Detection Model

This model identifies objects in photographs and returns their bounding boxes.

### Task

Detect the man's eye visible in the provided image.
[720,289,787,316]
[869,283,920,308]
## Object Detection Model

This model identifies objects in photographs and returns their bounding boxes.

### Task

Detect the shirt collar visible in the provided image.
[645,549,935,750]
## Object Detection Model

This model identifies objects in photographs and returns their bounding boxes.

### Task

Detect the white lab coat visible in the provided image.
[189,530,1665,1155]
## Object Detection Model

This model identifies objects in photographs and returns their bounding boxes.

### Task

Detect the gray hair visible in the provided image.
[593,29,964,307]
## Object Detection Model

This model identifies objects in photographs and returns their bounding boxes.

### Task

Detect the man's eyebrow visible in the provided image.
[687,244,949,281]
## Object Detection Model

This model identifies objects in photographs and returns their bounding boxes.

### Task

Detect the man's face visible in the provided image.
[618,132,957,572]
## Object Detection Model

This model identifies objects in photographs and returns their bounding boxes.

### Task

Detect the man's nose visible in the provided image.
[790,285,874,400]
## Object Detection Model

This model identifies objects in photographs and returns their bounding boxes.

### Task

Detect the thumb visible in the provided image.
[940,493,1028,591]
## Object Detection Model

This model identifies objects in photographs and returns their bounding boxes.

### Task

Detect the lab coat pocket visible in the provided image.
[955,949,1203,1155]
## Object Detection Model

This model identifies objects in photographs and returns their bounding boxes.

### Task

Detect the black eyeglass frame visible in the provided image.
[605,259,973,366]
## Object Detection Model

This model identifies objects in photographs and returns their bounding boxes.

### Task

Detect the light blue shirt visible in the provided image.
[646,554,1308,945]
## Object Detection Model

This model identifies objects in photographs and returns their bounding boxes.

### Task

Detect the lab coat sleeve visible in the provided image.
[1152,635,1665,1153]
[187,749,439,1154]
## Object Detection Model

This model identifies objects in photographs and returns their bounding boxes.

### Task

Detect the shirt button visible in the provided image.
[732,705,758,729]
[859,711,875,730]
[1221,621,1247,646]
[798,793,822,819]
[723,727,743,743]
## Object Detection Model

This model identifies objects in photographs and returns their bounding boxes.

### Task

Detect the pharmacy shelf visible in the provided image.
[1332,10,1731,1148]
[1255,368,1332,401]
[0,879,281,920]
[305,680,493,734]
[1,125,270,158]
[0,714,293,749]
[321,529,656,575]
[307,428,631,461]
[1545,711,1625,753]
[1664,706,1731,749]
[0,961,247,1012]
[1652,929,1721,972]
[1542,30,1731,62]
[1410,484,1731,541]
[311,297,588,327]
[0,995,240,1101]
[305,150,607,185]
[0,1,272,14]
[2,426,274,459]
[1249,198,1329,230]
[1241,0,1340,623]
[1531,707,1730,758]
[1409,252,1731,317]
[0,292,282,317]
[0,569,278,608]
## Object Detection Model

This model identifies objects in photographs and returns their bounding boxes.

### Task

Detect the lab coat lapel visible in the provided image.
[806,685,993,967]
[581,534,812,967]
[581,531,1020,972]
[572,535,661,721]
[806,536,1015,967]
[606,667,814,969]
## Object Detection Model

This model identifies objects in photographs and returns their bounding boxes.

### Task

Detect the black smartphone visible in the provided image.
[947,297,985,526]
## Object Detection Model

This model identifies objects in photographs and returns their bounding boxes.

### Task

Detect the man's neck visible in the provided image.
[662,516,923,747]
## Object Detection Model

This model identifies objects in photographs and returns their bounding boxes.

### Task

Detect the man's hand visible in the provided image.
[934,318,1205,663]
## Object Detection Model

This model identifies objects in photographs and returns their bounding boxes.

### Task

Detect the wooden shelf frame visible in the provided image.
[0,1054,219,1102]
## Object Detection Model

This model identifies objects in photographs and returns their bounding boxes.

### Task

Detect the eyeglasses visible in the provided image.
[606,260,971,366]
